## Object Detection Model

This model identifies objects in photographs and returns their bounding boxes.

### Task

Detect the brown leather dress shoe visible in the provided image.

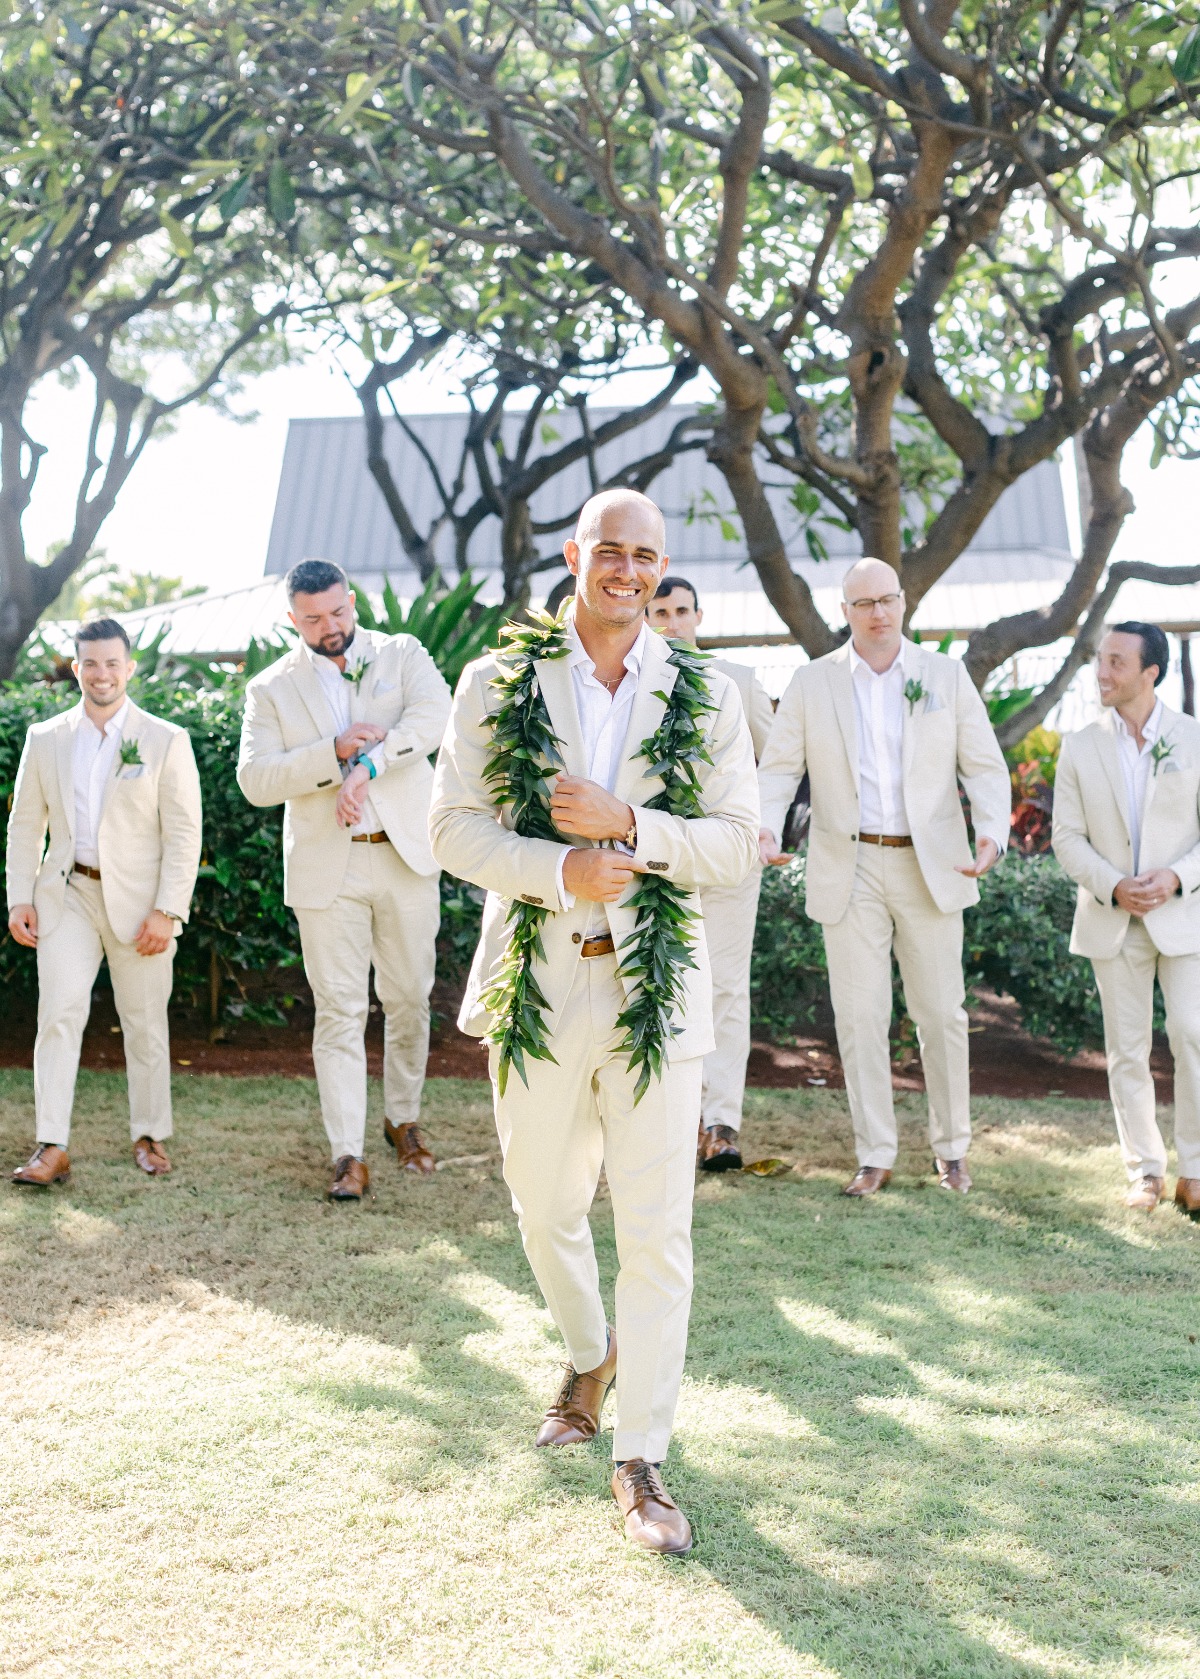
[12,1144,70,1186]
[535,1328,617,1447]
[1126,1174,1165,1210]
[697,1122,743,1173]
[842,1165,891,1197]
[329,1155,369,1200]
[612,1460,693,1556]
[1174,1177,1200,1216]
[133,1137,172,1176]
[935,1157,972,1194]
[384,1118,436,1175]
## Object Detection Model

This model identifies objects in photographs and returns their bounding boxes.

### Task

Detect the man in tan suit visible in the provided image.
[7,618,202,1184]
[238,561,452,1200]
[1052,621,1200,1215]
[758,558,1010,1197]
[430,490,758,1554]
[646,574,774,1171]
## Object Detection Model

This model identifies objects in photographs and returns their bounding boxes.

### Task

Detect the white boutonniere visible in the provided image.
[117,738,143,774]
[903,678,926,714]
[342,655,373,693]
[1151,737,1175,777]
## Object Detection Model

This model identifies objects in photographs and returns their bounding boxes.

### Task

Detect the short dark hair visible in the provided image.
[285,559,349,601]
[653,575,699,610]
[1111,620,1170,687]
[74,617,130,654]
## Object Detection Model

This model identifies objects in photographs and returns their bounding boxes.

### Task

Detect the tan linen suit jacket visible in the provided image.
[429,627,760,1064]
[6,700,202,945]
[709,657,774,760]
[237,629,452,910]
[757,638,1011,924]
[1052,705,1200,960]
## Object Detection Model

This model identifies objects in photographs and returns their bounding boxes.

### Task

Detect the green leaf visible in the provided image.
[332,66,388,130]
[158,206,194,258]
[1175,26,1200,84]
[219,174,253,219]
[266,161,296,224]
[850,155,873,200]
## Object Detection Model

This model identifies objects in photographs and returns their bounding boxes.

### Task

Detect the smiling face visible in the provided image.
[73,638,135,714]
[1096,630,1158,712]
[564,492,668,635]
[288,583,357,658]
[646,585,702,647]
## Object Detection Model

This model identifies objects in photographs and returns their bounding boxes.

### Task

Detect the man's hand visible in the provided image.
[955,836,1001,879]
[134,909,176,957]
[1115,869,1181,916]
[562,848,641,903]
[8,904,37,948]
[758,828,792,868]
[335,722,385,762]
[551,776,634,843]
[336,762,372,828]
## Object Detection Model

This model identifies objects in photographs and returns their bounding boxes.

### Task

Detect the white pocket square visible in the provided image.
[1159,759,1181,774]
[374,679,397,694]
[923,693,945,714]
[120,765,145,780]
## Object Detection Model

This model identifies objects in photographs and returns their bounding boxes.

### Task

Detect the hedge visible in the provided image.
[750,852,1116,1056]
[0,677,479,1022]
[0,675,1125,1054]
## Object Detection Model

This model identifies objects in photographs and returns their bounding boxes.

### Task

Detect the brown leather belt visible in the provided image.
[73,862,102,880]
[579,933,615,959]
[350,831,389,845]
[858,834,913,848]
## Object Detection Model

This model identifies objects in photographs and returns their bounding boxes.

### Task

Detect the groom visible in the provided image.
[430,488,758,1554]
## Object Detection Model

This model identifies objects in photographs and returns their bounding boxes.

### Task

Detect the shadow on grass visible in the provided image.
[1,1073,1198,1677]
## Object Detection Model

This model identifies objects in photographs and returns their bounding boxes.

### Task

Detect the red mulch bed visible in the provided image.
[0,987,1172,1103]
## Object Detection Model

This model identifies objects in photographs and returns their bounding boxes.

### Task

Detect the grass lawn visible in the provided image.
[1,1072,1198,1679]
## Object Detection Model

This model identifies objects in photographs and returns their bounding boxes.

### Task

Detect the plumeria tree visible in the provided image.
[224,0,1200,739]
[0,2,305,676]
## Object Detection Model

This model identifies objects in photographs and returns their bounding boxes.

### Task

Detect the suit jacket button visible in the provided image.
[850,834,857,842]
[571,932,581,944]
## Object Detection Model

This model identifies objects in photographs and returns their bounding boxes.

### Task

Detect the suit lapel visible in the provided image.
[56,706,80,840]
[615,631,676,808]
[533,653,585,779]
[290,647,339,738]
[1095,713,1132,845]
[98,699,139,824]
[900,640,922,787]
[828,644,860,794]
[1141,709,1178,830]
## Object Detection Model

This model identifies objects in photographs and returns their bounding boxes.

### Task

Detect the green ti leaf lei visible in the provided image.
[478,608,717,1104]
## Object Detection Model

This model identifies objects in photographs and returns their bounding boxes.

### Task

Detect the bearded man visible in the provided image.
[430,490,758,1554]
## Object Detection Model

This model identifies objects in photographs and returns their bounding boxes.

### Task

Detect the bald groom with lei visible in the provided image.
[429,488,758,1555]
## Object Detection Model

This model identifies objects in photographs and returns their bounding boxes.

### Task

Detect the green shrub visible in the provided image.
[750,851,1120,1056]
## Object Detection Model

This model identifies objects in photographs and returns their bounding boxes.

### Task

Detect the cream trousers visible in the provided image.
[490,950,702,1464]
[34,873,175,1147]
[1090,917,1200,1181]
[822,844,971,1169]
[700,866,761,1132]
[294,840,439,1162]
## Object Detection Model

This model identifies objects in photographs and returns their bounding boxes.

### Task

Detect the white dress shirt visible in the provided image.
[306,636,383,836]
[1113,698,1163,873]
[73,698,131,868]
[849,645,910,837]
[555,620,646,925]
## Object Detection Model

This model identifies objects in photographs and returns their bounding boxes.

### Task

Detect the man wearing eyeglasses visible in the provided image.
[757,558,1010,1197]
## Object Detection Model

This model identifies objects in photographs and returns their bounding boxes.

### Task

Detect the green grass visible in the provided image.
[1,1072,1198,1679]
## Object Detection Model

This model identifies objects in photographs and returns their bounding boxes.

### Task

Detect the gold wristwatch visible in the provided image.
[623,815,638,849]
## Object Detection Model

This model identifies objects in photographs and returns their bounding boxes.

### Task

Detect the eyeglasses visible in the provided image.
[846,592,903,611]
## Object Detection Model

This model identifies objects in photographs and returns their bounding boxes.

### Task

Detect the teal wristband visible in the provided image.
[352,752,378,780]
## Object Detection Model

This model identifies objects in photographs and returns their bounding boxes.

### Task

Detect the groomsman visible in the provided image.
[7,618,202,1183]
[431,489,758,1553]
[646,575,774,1171]
[757,558,1010,1197]
[1052,622,1200,1215]
[238,561,451,1200]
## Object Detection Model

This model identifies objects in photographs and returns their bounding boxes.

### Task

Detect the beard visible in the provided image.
[310,629,353,659]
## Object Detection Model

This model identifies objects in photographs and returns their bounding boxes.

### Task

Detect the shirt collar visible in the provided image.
[78,696,131,739]
[1113,698,1163,749]
[566,618,647,683]
[849,642,904,680]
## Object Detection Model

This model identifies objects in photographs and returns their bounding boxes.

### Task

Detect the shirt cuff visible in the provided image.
[979,828,1010,859]
[556,847,576,911]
